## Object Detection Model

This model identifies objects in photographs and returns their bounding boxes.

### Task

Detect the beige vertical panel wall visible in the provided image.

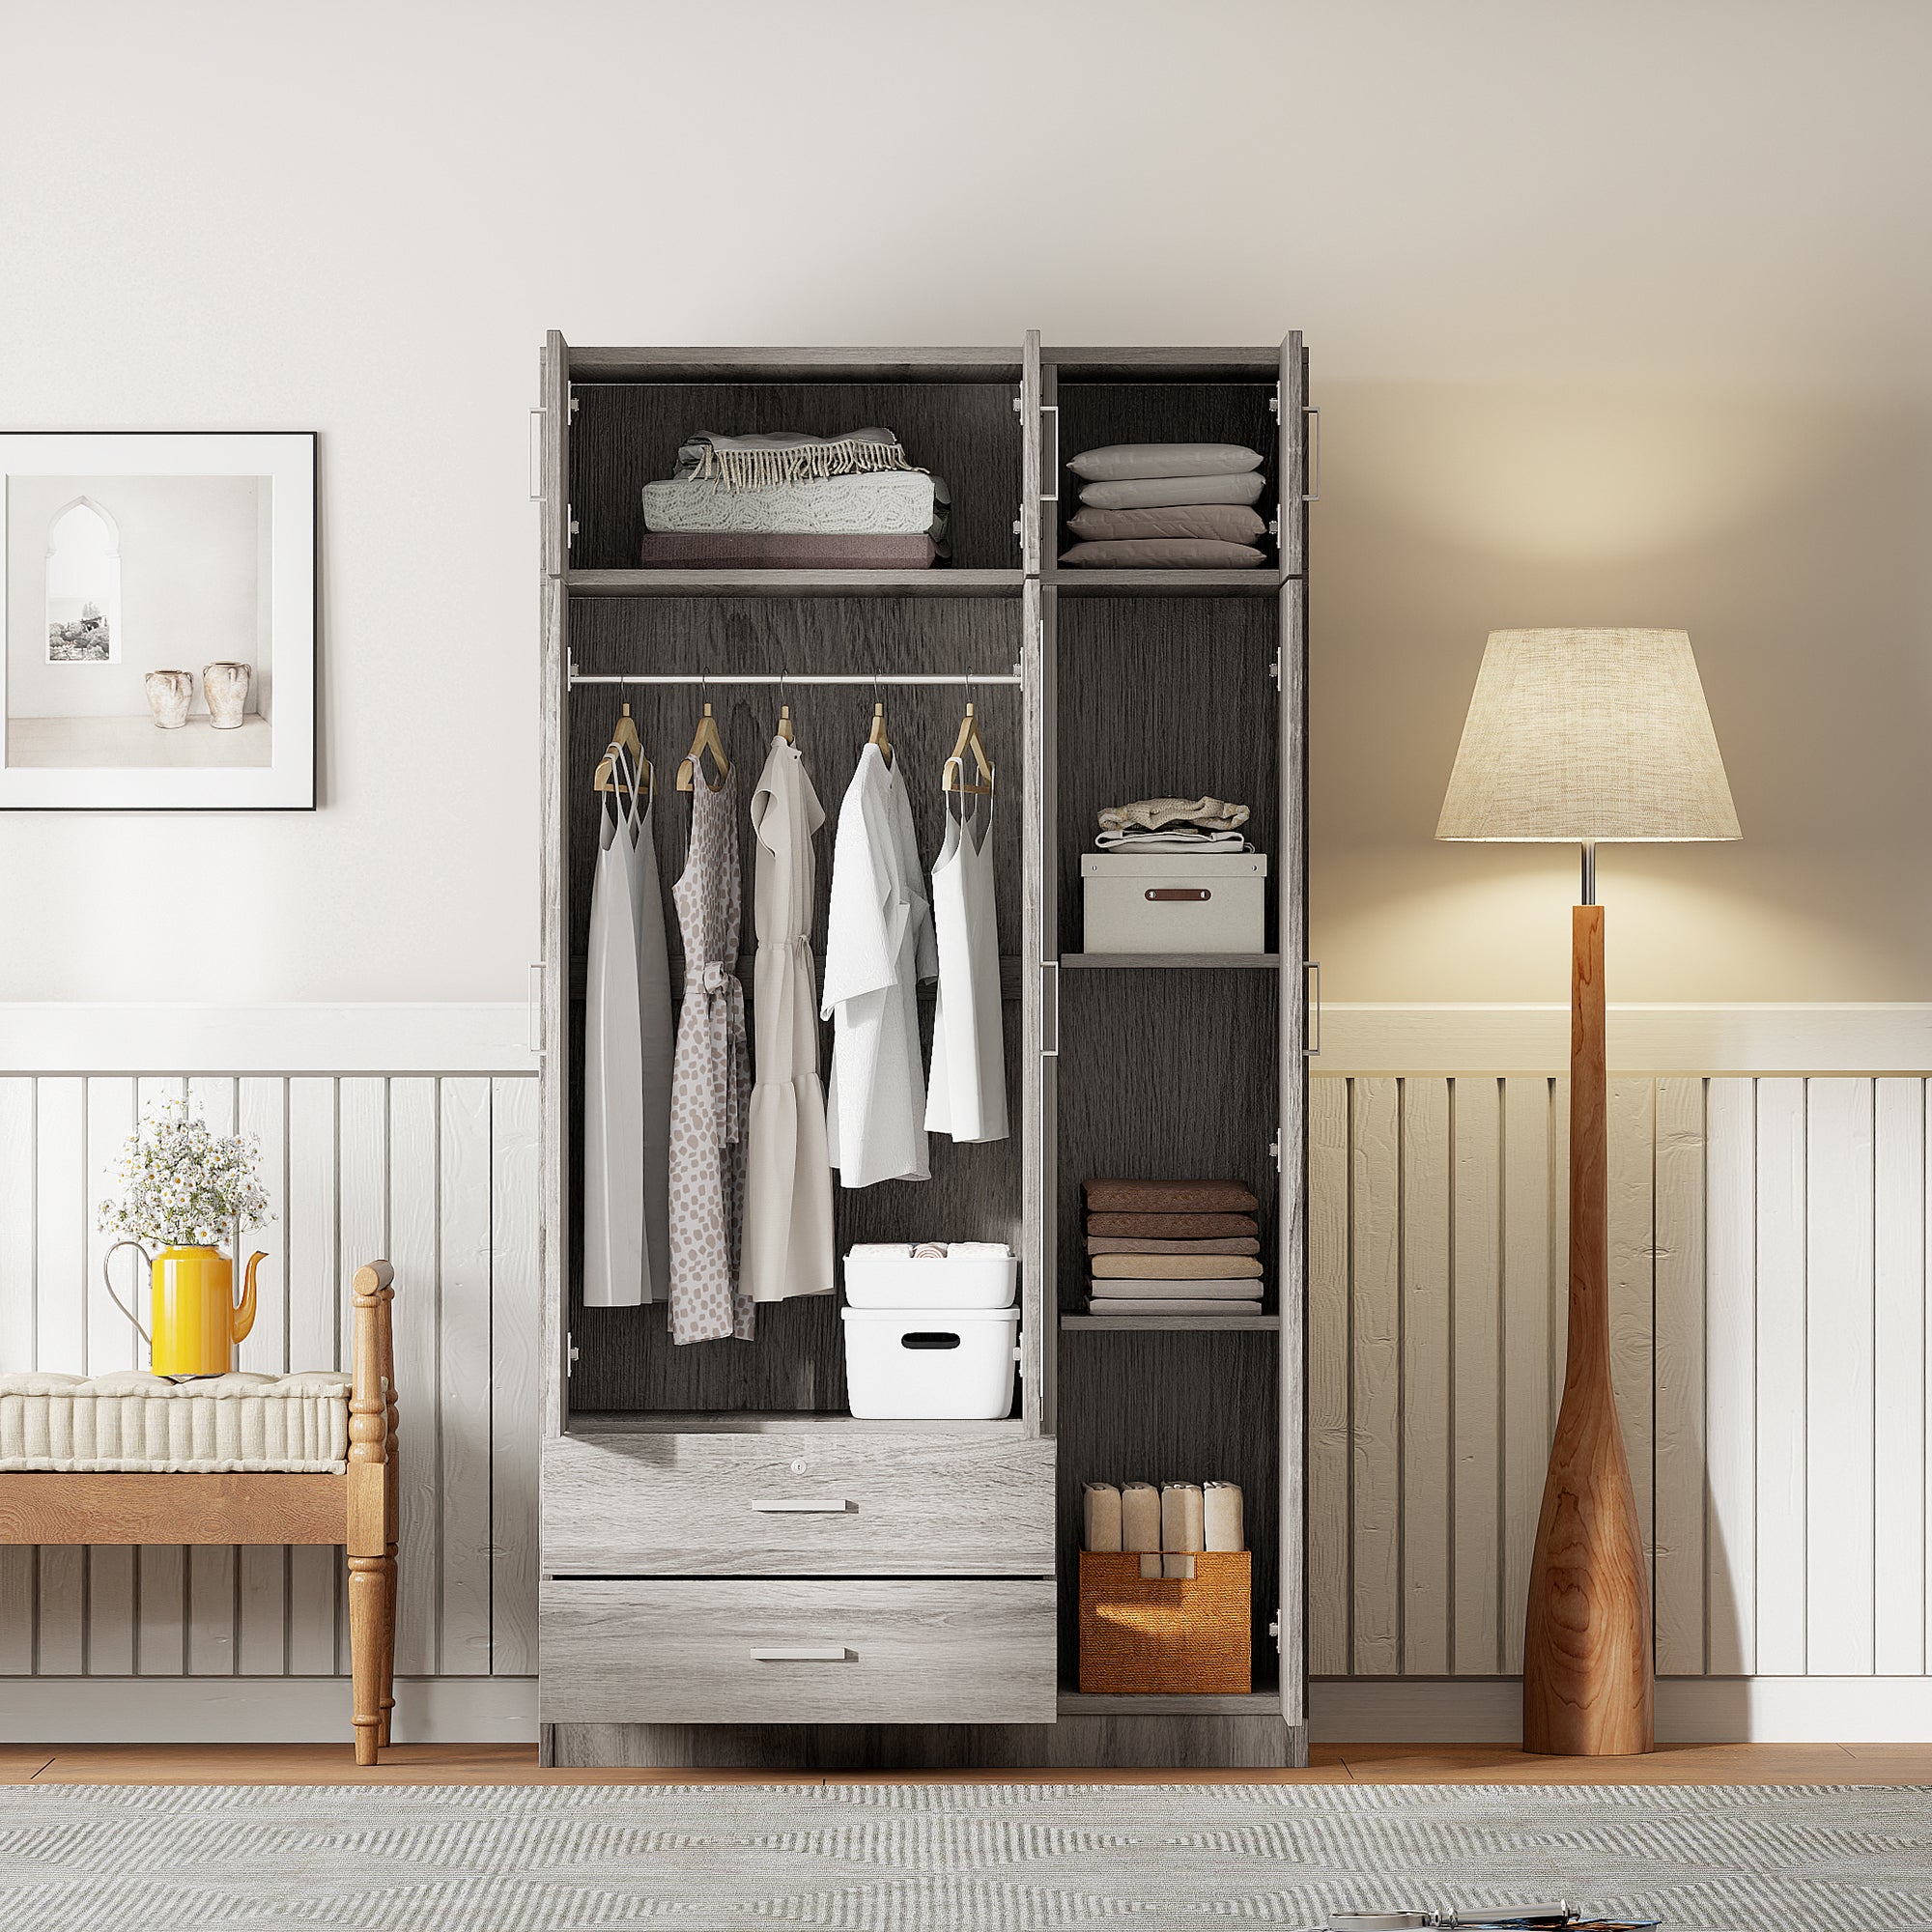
[2,2,1930,1002]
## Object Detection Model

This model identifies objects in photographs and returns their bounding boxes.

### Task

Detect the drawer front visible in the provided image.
[539,1577,1057,1725]
[543,1429,1055,1576]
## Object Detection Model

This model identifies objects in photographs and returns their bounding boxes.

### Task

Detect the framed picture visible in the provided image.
[1,432,315,810]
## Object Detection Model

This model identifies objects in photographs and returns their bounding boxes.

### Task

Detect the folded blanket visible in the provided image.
[643,472,946,539]
[1120,1481,1161,1553]
[1083,1481,1122,1552]
[1087,1235,1262,1257]
[1161,1481,1205,1578]
[1204,1481,1244,1552]
[1087,1277,1263,1298]
[1085,1179,1259,1214]
[675,427,917,488]
[1067,442,1264,482]
[1059,538,1267,570]
[1080,472,1267,510]
[1089,1297,1269,1316]
[1086,1210,1260,1239]
[1099,797,1250,834]
[1093,1254,1264,1280]
[1094,829,1250,853]
[1066,504,1266,544]
[639,532,938,570]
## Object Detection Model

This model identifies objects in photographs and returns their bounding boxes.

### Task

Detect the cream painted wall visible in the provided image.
[1,1,1928,1003]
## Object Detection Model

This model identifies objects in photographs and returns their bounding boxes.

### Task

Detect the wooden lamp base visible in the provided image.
[1521,902,1654,1755]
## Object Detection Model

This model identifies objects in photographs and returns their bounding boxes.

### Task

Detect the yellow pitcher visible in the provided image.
[105,1240,268,1378]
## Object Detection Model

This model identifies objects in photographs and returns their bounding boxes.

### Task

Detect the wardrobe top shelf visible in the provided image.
[567,568,1024,600]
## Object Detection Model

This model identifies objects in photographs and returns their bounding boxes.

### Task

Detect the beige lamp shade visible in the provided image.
[1436,628,1741,842]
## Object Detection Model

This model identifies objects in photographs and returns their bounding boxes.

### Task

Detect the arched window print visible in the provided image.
[45,496,122,664]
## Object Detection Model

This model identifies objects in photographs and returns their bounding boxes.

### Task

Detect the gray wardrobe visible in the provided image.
[533,334,1310,1769]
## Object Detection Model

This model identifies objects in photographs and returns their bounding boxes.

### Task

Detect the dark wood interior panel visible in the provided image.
[570,382,1023,572]
[1053,594,1278,954]
[1055,1326,1281,1690]
[1051,383,1278,568]
[565,594,1026,1415]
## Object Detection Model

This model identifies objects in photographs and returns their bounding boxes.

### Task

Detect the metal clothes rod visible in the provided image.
[569,671,1022,687]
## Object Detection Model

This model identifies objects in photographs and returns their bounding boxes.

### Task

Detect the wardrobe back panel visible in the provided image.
[1052,596,1279,953]
[565,594,1027,1416]
[570,383,1024,572]
[1056,1327,1281,1690]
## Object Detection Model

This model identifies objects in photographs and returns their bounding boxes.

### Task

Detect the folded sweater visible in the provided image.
[1085,1179,1259,1215]
[1088,1279,1262,1301]
[1089,1297,1268,1317]
[1092,1254,1264,1280]
[1087,1235,1261,1257]
[1086,1210,1260,1240]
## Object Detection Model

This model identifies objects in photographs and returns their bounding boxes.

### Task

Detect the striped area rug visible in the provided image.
[3,1780,1929,1929]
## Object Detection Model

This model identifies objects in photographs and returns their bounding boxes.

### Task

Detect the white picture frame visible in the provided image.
[0,431,316,810]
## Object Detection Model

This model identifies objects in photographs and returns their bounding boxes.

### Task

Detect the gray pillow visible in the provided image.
[1066,441,1264,482]
[1066,504,1266,544]
[1078,471,1267,510]
[1058,539,1268,570]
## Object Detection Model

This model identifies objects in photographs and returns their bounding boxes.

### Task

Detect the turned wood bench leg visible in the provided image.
[348,1548,393,1768]
[348,1260,397,1768]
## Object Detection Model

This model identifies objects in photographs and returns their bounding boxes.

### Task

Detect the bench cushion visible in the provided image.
[0,1372,352,1473]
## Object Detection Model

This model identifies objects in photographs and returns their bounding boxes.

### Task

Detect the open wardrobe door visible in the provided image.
[1276,329,1309,1745]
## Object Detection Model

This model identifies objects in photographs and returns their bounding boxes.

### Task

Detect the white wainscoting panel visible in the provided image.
[0,1070,540,1686]
[1311,1071,1932,1684]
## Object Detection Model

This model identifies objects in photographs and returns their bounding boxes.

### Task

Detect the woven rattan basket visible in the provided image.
[1077,1549,1252,1694]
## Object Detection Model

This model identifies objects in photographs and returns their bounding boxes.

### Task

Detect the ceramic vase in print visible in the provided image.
[144,669,193,729]
[202,661,251,730]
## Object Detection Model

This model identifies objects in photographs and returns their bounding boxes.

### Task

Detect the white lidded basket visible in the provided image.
[842,1250,1017,1309]
[840,1306,1021,1420]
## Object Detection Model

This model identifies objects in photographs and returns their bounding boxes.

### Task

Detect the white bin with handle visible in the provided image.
[840,1306,1021,1420]
[842,1249,1017,1309]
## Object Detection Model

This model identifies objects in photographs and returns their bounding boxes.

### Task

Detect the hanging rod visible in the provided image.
[569,669,1022,687]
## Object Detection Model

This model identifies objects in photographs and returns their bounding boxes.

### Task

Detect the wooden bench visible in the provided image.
[0,1260,400,1765]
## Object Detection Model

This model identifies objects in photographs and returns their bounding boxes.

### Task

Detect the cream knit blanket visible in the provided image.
[675,428,919,491]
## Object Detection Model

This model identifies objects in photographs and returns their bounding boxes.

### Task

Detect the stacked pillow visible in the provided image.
[1060,442,1269,569]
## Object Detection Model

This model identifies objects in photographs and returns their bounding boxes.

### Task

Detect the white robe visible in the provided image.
[925,795,1009,1144]
[822,745,937,1187]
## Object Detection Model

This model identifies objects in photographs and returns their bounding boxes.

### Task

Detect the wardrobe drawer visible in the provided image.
[538,1577,1057,1725]
[543,1427,1055,1576]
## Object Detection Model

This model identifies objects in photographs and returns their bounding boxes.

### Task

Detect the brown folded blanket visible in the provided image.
[1065,504,1267,545]
[1087,1278,1264,1299]
[639,532,938,569]
[1085,1179,1259,1215]
[1093,1254,1264,1280]
[1086,1210,1260,1240]
[1088,1297,1267,1317]
[1058,538,1267,570]
[1087,1236,1262,1257]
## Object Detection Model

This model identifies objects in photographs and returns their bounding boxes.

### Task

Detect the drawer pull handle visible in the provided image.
[749,1645,852,1662]
[750,1498,852,1514]
[1148,888,1210,902]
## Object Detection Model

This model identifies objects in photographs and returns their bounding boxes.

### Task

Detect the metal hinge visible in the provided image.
[1269,646,1283,688]
[567,506,579,549]
[1270,1131,1281,1171]
[1268,387,1281,417]
[568,390,580,421]
[1268,1609,1282,1648]
[1011,396,1022,416]
[567,1332,580,1377]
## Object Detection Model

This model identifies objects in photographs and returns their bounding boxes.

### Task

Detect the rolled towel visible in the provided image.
[1088,1279,1263,1300]
[1162,1481,1206,1578]
[1121,1481,1162,1579]
[1067,442,1264,482]
[1083,1482,1122,1552]
[1087,1211,1260,1240]
[1204,1480,1244,1552]
[848,1243,912,1260]
[911,1242,949,1259]
[1088,1236,1262,1257]
[1085,1179,1259,1215]
[947,1241,1011,1258]
[1089,1297,1267,1316]
[1079,471,1266,511]
[1093,1254,1264,1280]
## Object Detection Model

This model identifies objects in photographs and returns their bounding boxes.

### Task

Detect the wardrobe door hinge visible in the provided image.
[567,505,579,551]
[1268,1609,1282,1648]
[567,389,580,421]
[1269,646,1283,688]
[1269,1131,1281,1171]
[1268,387,1281,417]
[566,1331,579,1377]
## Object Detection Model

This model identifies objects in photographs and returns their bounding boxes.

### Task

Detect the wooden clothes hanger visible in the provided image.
[942,700,995,798]
[594,699,650,800]
[776,702,795,745]
[676,701,730,792]
[867,699,894,767]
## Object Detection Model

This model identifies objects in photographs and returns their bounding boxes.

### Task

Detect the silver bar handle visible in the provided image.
[1041,958,1061,1059]
[528,409,544,501]
[750,1498,851,1514]
[1302,405,1321,502]
[1039,403,1060,503]
[749,1645,851,1662]
[1304,959,1321,1057]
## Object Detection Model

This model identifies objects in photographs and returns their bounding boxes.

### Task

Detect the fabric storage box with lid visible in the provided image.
[840,1306,1021,1420]
[1081,852,1266,953]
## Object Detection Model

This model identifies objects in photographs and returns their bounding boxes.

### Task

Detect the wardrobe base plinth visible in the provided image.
[548,1717,1307,1772]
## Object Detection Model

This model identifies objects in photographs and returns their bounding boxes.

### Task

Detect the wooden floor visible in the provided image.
[4,1743,1930,1785]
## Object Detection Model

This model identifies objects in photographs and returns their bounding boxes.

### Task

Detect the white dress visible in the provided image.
[925,794,1009,1144]
[742,735,835,1301]
[582,751,673,1306]
[822,744,937,1188]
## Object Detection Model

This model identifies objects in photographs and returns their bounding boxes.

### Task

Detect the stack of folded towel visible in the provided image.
[1094,796,1252,854]
[1059,441,1269,569]
[1083,1478,1244,1578]
[639,427,950,570]
[1084,1177,1263,1316]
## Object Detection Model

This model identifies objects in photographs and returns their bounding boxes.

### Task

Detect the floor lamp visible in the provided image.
[1436,629,1740,1755]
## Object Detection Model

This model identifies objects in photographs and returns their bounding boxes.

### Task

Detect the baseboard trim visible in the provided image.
[0,1676,537,1744]
[1320,1003,1932,1075]
[1312,1676,1932,1744]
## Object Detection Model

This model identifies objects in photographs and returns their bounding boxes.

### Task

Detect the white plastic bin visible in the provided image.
[840,1306,1022,1420]
[842,1249,1018,1309]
